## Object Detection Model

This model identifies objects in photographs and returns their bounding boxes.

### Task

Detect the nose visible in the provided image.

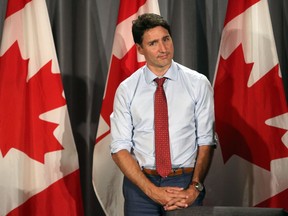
[158,41,167,53]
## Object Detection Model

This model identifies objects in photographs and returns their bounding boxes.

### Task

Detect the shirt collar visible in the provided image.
[144,60,178,84]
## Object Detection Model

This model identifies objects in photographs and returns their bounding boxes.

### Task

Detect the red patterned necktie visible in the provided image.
[154,78,172,177]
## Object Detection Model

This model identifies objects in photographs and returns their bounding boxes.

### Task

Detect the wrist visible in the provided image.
[190,181,204,192]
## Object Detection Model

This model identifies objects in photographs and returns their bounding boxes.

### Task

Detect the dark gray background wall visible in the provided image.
[0,0,287,215]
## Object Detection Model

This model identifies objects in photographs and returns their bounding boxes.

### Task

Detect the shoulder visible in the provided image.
[116,66,144,94]
[175,62,210,84]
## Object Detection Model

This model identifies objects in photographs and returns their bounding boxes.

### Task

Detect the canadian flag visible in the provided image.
[0,0,83,215]
[206,0,288,210]
[92,0,160,215]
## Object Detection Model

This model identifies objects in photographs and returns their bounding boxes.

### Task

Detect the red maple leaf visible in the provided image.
[0,42,65,163]
[214,44,288,170]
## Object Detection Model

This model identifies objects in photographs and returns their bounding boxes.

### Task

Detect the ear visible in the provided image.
[136,43,144,55]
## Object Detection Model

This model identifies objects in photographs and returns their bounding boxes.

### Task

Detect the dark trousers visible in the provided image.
[123,172,205,216]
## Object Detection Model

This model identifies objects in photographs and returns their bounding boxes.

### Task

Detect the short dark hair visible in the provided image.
[132,13,171,45]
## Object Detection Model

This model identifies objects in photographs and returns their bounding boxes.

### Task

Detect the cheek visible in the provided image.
[146,51,157,59]
[169,43,174,52]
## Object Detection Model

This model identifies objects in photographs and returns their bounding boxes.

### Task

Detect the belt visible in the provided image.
[142,167,194,177]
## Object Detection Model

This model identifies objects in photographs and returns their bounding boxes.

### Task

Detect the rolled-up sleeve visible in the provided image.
[110,83,134,153]
[195,76,215,146]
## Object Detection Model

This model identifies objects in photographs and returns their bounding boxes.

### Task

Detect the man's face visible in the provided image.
[137,26,174,75]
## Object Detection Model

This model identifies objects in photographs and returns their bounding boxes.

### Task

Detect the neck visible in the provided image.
[147,64,171,77]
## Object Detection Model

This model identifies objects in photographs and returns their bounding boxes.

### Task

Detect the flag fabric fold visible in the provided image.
[206,0,288,210]
[0,0,83,215]
[92,0,160,215]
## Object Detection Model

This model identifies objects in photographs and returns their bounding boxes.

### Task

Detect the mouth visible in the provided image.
[158,53,169,59]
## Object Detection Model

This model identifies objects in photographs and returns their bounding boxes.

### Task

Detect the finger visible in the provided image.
[165,196,187,207]
[166,187,184,191]
[174,201,188,209]
[164,205,179,211]
[165,188,188,195]
[164,202,188,211]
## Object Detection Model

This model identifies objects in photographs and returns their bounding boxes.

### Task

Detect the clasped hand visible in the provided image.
[151,186,200,211]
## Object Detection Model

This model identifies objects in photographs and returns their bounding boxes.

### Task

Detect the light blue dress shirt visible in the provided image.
[110,61,215,169]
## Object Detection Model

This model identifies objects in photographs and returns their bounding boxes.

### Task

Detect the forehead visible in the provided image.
[142,26,170,41]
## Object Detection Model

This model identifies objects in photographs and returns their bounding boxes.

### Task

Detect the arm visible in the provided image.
[191,145,214,183]
[112,149,187,205]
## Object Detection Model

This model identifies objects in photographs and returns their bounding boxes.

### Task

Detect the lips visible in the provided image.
[158,54,169,59]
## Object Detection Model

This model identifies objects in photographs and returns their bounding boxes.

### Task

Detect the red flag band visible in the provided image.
[0,0,83,215]
[206,0,288,210]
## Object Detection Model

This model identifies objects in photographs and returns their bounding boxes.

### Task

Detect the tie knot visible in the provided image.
[155,78,166,87]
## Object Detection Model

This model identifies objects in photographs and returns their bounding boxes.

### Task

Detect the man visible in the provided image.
[110,13,215,216]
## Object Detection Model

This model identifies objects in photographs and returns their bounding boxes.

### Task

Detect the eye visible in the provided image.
[148,41,157,46]
[163,36,170,42]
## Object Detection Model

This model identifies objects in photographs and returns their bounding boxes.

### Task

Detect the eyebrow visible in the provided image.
[148,39,158,44]
[147,34,170,44]
[163,35,170,39]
